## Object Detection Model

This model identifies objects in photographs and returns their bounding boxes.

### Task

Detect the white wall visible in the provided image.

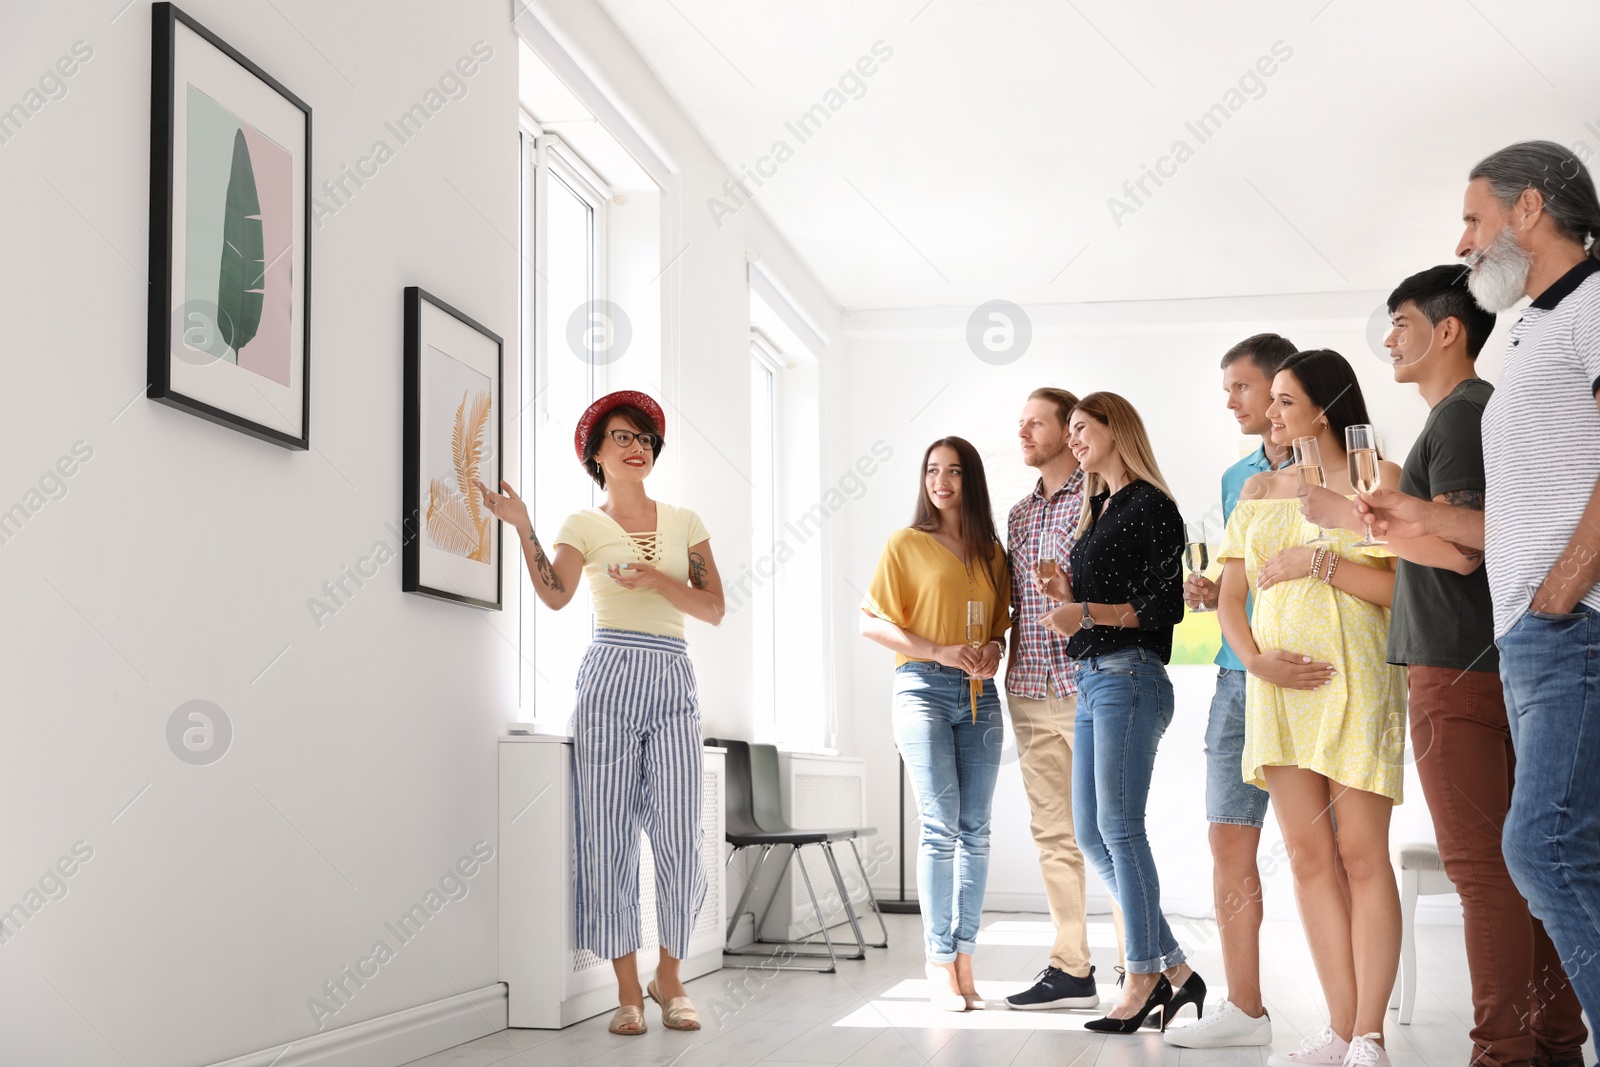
[836,291,1510,924]
[0,3,520,1062]
[0,2,842,1065]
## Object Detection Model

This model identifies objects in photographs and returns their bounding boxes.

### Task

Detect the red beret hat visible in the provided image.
[573,390,666,462]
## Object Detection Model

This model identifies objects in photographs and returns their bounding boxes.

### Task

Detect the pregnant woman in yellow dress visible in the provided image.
[1216,350,1406,1067]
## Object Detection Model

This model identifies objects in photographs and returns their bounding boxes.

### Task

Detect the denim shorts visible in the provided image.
[1204,668,1269,828]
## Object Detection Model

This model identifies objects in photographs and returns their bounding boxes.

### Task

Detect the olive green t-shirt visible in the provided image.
[1387,379,1498,672]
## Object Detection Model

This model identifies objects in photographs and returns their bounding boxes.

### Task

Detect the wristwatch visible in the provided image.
[1079,601,1096,629]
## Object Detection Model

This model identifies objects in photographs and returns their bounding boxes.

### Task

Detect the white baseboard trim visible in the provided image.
[206,983,506,1067]
[976,890,1052,914]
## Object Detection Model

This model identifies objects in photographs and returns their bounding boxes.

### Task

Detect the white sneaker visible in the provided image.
[1164,999,1272,1048]
[1342,1033,1391,1067]
[1267,1026,1351,1067]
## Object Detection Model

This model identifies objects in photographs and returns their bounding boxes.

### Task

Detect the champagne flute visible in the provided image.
[1184,523,1213,612]
[1293,435,1335,545]
[1346,424,1386,546]
[966,600,987,675]
[965,599,987,723]
[1034,554,1059,600]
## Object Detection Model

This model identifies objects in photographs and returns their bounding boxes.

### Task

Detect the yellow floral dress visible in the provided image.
[1216,497,1406,803]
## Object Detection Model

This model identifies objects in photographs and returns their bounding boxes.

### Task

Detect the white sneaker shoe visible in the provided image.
[1164,999,1272,1048]
[1342,1033,1391,1067]
[1267,1026,1351,1067]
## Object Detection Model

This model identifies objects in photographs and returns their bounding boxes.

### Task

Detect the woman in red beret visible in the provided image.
[478,390,723,1037]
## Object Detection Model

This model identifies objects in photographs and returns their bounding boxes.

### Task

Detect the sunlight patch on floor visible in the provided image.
[834,978,1118,1030]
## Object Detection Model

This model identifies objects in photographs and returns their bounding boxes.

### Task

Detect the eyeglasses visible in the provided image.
[606,429,658,450]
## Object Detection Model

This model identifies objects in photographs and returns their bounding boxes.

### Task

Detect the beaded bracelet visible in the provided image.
[1309,547,1325,579]
[1323,554,1341,585]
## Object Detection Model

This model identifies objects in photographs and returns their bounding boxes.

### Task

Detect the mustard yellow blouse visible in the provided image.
[863,528,1011,667]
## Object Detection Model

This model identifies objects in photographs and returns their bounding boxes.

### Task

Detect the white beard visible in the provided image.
[1465,228,1532,312]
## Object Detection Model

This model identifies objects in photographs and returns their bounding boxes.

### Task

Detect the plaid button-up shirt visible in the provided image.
[1005,468,1086,699]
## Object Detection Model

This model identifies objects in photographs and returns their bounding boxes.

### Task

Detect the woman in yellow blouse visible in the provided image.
[861,436,1010,1012]
[1215,351,1405,1067]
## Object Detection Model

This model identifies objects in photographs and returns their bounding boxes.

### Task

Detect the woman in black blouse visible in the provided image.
[1038,391,1203,1033]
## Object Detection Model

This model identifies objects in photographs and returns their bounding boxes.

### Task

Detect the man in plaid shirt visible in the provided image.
[1001,387,1103,1011]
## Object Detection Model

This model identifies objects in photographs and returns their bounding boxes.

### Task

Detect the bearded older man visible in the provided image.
[1365,141,1600,1036]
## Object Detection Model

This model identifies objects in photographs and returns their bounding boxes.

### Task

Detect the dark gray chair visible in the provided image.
[710,739,888,973]
[745,742,888,949]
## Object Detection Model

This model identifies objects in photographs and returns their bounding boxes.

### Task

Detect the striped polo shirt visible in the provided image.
[1481,256,1600,638]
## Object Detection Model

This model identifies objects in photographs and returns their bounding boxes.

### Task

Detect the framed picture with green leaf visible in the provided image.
[147,2,311,449]
[403,287,504,610]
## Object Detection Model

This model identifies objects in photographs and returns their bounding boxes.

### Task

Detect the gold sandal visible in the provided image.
[608,1004,647,1036]
[647,980,701,1031]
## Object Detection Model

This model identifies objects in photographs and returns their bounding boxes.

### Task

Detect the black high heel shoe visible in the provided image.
[1113,966,1165,1029]
[1165,970,1207,1023]
[1085,974,1172,1034]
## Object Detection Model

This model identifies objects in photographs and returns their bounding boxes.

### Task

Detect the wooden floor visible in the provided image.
[403,912,1593,1067]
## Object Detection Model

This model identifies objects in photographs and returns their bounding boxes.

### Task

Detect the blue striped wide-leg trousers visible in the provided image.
[572,628,707,960]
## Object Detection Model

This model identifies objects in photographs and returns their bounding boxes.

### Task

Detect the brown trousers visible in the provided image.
[1408,666,1587,1067]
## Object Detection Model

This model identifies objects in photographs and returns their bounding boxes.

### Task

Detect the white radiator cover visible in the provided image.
[754,753,867,942]
[570,770,724,976]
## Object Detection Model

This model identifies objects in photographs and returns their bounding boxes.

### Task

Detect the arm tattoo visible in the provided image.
[689,551,708,590]
[1441,488,1484,510]
[1440,489,1485,561]
[529,533,566,593]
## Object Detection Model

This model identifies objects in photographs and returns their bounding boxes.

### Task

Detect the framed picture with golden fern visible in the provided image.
[402,287,504,610]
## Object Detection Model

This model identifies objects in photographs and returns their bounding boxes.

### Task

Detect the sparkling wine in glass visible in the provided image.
[1293,436,1335,544]
[1035,555,1059,601]
[1184,529,1213,613]
[1346,424,1386,546]
[965,599,988,721]
[966,600,987,668]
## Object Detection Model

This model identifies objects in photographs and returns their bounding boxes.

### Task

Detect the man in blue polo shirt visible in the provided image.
[1166,333,1294,1049]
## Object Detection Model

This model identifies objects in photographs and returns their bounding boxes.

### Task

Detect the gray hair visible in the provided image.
[1470,140,1600,259]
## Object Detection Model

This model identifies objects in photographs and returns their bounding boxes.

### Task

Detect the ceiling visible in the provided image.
[592,0,1600,310]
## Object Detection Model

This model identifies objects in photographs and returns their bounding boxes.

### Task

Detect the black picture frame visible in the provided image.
[147,1,313,450]
[403,287,505,611]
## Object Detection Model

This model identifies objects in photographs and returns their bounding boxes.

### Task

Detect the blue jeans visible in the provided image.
[1204,668,1269,828]
[893,661,1003,962]
[1071,646,1186,975]
[1499,603,1600,1024]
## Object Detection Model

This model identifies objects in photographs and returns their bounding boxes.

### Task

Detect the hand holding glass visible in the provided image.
[966,600,986,679]
[1345,424,1386,546]
[1293,436,1335,545]
[1184,535,1213,612]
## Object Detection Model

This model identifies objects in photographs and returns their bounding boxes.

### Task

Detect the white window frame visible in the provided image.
[518,115,612,717]
[541,134,610,409]
[749,330,784,740]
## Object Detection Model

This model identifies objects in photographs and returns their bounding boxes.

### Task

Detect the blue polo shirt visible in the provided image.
[1216,444,1278,671]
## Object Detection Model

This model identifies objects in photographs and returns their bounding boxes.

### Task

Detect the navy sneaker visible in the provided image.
[1004,965,1101,1010]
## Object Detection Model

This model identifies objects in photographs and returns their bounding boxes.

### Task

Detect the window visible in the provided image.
[519,128,609,722]
[749,334,780,739]
[749,271,831,751]
[517,36,661,726]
